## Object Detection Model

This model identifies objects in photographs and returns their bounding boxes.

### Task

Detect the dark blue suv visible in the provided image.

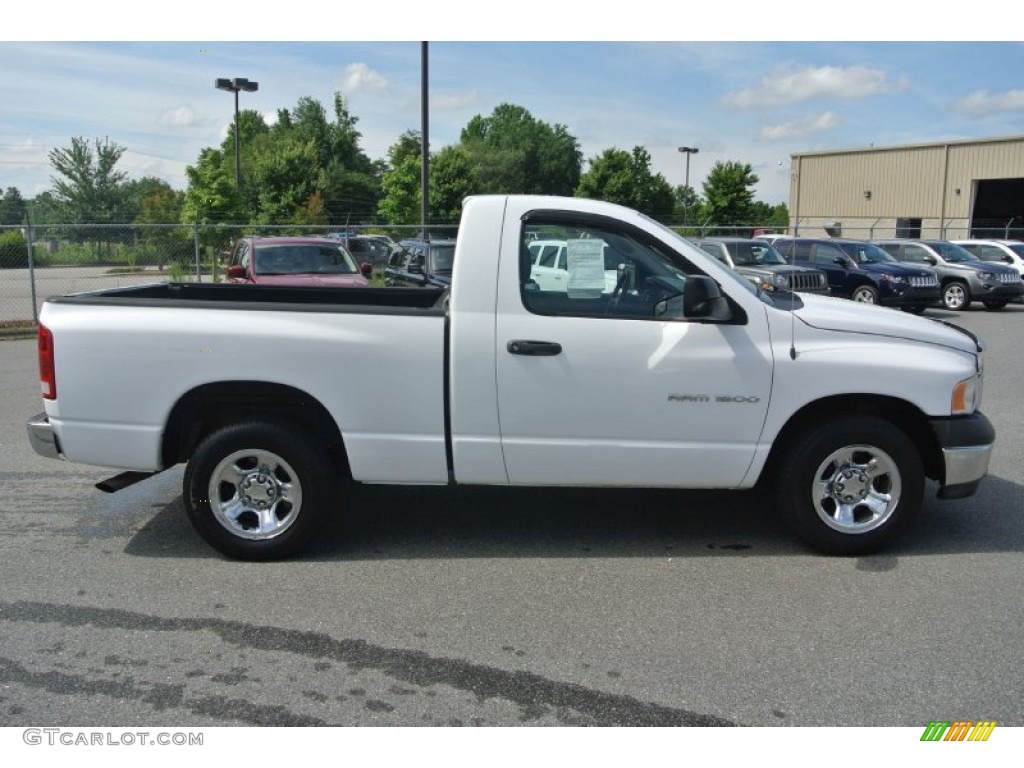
[774,238,940,313]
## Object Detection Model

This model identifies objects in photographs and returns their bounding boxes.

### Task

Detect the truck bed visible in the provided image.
[49,282,447,314]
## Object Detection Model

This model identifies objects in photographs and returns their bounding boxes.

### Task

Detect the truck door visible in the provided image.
[494,209,774,488]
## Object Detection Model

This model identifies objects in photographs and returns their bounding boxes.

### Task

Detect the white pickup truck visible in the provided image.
[27,195,994,559]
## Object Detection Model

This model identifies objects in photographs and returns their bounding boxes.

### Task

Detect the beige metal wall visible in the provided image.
[789,136,1024,236]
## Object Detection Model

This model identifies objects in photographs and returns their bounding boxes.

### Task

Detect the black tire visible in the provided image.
[942,281,970,311]
[183,422,336,560]
[983,299,1008,311]
[850,284,878,304]
[775,415,923,555]
[902,305,928,315]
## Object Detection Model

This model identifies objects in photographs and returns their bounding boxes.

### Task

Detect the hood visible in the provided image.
[739,264,820,276]
[859,262,933,277]
[254,274,369,288]
[792,293,980,354]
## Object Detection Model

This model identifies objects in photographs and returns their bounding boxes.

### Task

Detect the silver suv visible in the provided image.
[874,239,1023,311]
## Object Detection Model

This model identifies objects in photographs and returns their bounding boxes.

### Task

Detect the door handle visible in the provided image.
[507,340,562,356]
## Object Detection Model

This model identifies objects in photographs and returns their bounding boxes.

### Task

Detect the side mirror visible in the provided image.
[682,275,732,322]
[1003,254,1014,264]
[226,265,246,280]
[833,257,847,266]
[359,261,373,278]
[923,255,937,265]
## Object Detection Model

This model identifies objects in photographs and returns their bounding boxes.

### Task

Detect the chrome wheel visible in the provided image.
[208,448,303,540]
[852,286,877,304]
[812,444,901,534]
[942,282,968,310]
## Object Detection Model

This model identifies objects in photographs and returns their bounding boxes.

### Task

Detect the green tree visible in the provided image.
[182,148,243,252]
[459,104,581,195]
[576,146,675,219]
[702,161,759,225]
[48,137,129,224]
[377,153,421,226]
[0,186,29,224]
[430,146,477,223]
[248,137,327,224]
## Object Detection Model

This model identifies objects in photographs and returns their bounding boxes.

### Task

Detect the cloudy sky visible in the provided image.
[2,5,1020,205]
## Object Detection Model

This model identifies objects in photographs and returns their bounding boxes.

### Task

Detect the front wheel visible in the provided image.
[850,285,878,304]
[942,281,970,311]
[183,422,336,559]
[775,415,923,555]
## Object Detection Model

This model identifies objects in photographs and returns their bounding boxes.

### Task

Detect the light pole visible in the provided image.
[215,77,259,187]
[678,146,699,226]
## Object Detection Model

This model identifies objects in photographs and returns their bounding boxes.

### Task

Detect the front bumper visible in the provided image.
[27,412,63,460]
[930,412,995,500]
[880,282,941,308]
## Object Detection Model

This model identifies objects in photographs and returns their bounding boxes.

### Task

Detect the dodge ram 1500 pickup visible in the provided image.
[27,195,995,559]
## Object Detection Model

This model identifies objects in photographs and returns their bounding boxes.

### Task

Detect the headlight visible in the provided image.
[977,271,997,281]
[951,374,981,415]
[879,273,906,283]
[773,274,790,288]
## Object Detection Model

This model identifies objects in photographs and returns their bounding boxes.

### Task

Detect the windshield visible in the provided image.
[254,244,358,275]
[1008,244,1024,259]
[839,242,897,264]
[928,241,977,263]
[726,241,787,266]
[429,244,456,272]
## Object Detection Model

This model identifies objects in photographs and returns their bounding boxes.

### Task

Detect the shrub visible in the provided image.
[0,230,28,269]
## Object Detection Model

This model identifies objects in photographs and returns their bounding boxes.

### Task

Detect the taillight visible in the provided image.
[38,324,56,400]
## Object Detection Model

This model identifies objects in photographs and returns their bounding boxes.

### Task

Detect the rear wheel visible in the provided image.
[850,285,878,304]
[183,422,336,559]
[775,415,923,555]
[942,281,970,311]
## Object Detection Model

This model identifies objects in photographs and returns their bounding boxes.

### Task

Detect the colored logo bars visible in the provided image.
[920,721,997,741]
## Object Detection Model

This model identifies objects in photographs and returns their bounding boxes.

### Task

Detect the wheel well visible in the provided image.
[761,395,942,485]
[161,381,350,477]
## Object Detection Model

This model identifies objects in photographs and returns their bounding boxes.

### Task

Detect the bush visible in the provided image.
[0,230,28,269]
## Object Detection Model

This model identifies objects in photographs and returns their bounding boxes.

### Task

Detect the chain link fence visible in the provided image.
[4,217,1022,324]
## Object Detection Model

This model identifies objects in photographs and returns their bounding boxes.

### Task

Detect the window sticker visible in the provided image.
[566,239,607,299]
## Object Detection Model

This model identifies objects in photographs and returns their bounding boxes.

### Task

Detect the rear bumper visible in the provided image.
[930,412,995,500]
[27,412,63,460]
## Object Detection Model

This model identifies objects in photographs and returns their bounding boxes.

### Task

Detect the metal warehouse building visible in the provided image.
[788,134,1024,240]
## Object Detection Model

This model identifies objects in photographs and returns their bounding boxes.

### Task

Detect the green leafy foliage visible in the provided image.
[0,229,28,268]
[576,146,675,220]
[702,161,760,226]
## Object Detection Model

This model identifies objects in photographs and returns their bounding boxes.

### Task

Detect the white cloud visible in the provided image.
[761,111,840,140]
[723,65,907,109]
[339,63,389,94]
[160,106,199,128]
[431,90,480,111]
[949,89,1024,118]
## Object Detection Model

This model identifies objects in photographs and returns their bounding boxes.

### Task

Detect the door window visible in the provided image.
[519,217,698,320]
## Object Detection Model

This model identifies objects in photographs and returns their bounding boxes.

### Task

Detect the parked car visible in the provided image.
[694,237,829,295]
[333,235,392,271]
[384,238,456,288]
[226,237,371,287]
[874,239,1023,311]
[29,194,994,559]
[774,238,940,312]
[525,239,619,294]
[952,239,1024,280]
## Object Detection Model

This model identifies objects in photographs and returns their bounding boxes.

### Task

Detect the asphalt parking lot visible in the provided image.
[0,305,1022,728]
